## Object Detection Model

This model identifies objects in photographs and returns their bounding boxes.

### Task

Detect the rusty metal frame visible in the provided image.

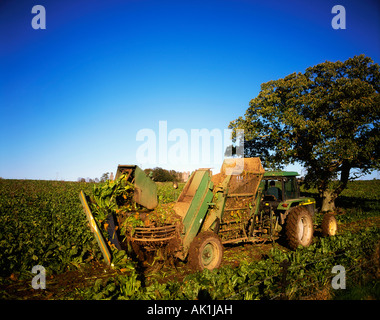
[131,224,177,242]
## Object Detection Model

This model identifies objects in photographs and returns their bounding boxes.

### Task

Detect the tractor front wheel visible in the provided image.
[285,206,314,250]
[188,231,223,271]
[321,213,338,236]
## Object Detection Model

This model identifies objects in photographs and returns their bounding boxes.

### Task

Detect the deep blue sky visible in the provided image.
[1,0,379,180]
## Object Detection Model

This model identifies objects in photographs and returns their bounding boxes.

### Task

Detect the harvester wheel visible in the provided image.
[321,213,338,236]
[285,206,314,250]
[188,231,223,271]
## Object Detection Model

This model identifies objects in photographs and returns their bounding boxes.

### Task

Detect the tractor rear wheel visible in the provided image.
[321,213,338,236]
[188,231,223,271]
[285,206,314,250]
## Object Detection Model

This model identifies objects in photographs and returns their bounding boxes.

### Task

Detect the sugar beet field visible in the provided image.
[0,179,379,300]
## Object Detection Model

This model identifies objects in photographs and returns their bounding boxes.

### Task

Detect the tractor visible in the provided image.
[80,158,337,271]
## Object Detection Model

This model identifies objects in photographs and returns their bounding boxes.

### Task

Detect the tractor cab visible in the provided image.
[259,171,304,216]
[259,171,316,222]
[261,171,300,201]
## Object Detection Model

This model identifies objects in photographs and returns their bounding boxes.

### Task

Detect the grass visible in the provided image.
[333,279,380,300]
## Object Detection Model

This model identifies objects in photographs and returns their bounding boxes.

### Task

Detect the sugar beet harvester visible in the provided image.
[79,158,338,271]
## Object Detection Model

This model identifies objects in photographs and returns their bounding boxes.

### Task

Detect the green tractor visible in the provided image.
[80,158,338,271]
[259,171,337,250]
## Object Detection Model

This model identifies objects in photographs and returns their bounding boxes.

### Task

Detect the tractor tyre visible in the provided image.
[188,231,223,271]
[285,206,314,250]
[321,213,338,236]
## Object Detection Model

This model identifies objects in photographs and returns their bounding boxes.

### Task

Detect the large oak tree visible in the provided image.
[229,55,380,211]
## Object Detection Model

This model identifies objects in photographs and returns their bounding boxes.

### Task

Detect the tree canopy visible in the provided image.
[144,167,182,182]
[229,55,380,211]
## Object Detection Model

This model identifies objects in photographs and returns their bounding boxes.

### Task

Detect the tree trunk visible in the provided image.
[321,190,337,212]
[319,162,351,212]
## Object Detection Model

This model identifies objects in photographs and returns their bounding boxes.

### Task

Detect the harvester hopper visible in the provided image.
[115,165,158,210]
